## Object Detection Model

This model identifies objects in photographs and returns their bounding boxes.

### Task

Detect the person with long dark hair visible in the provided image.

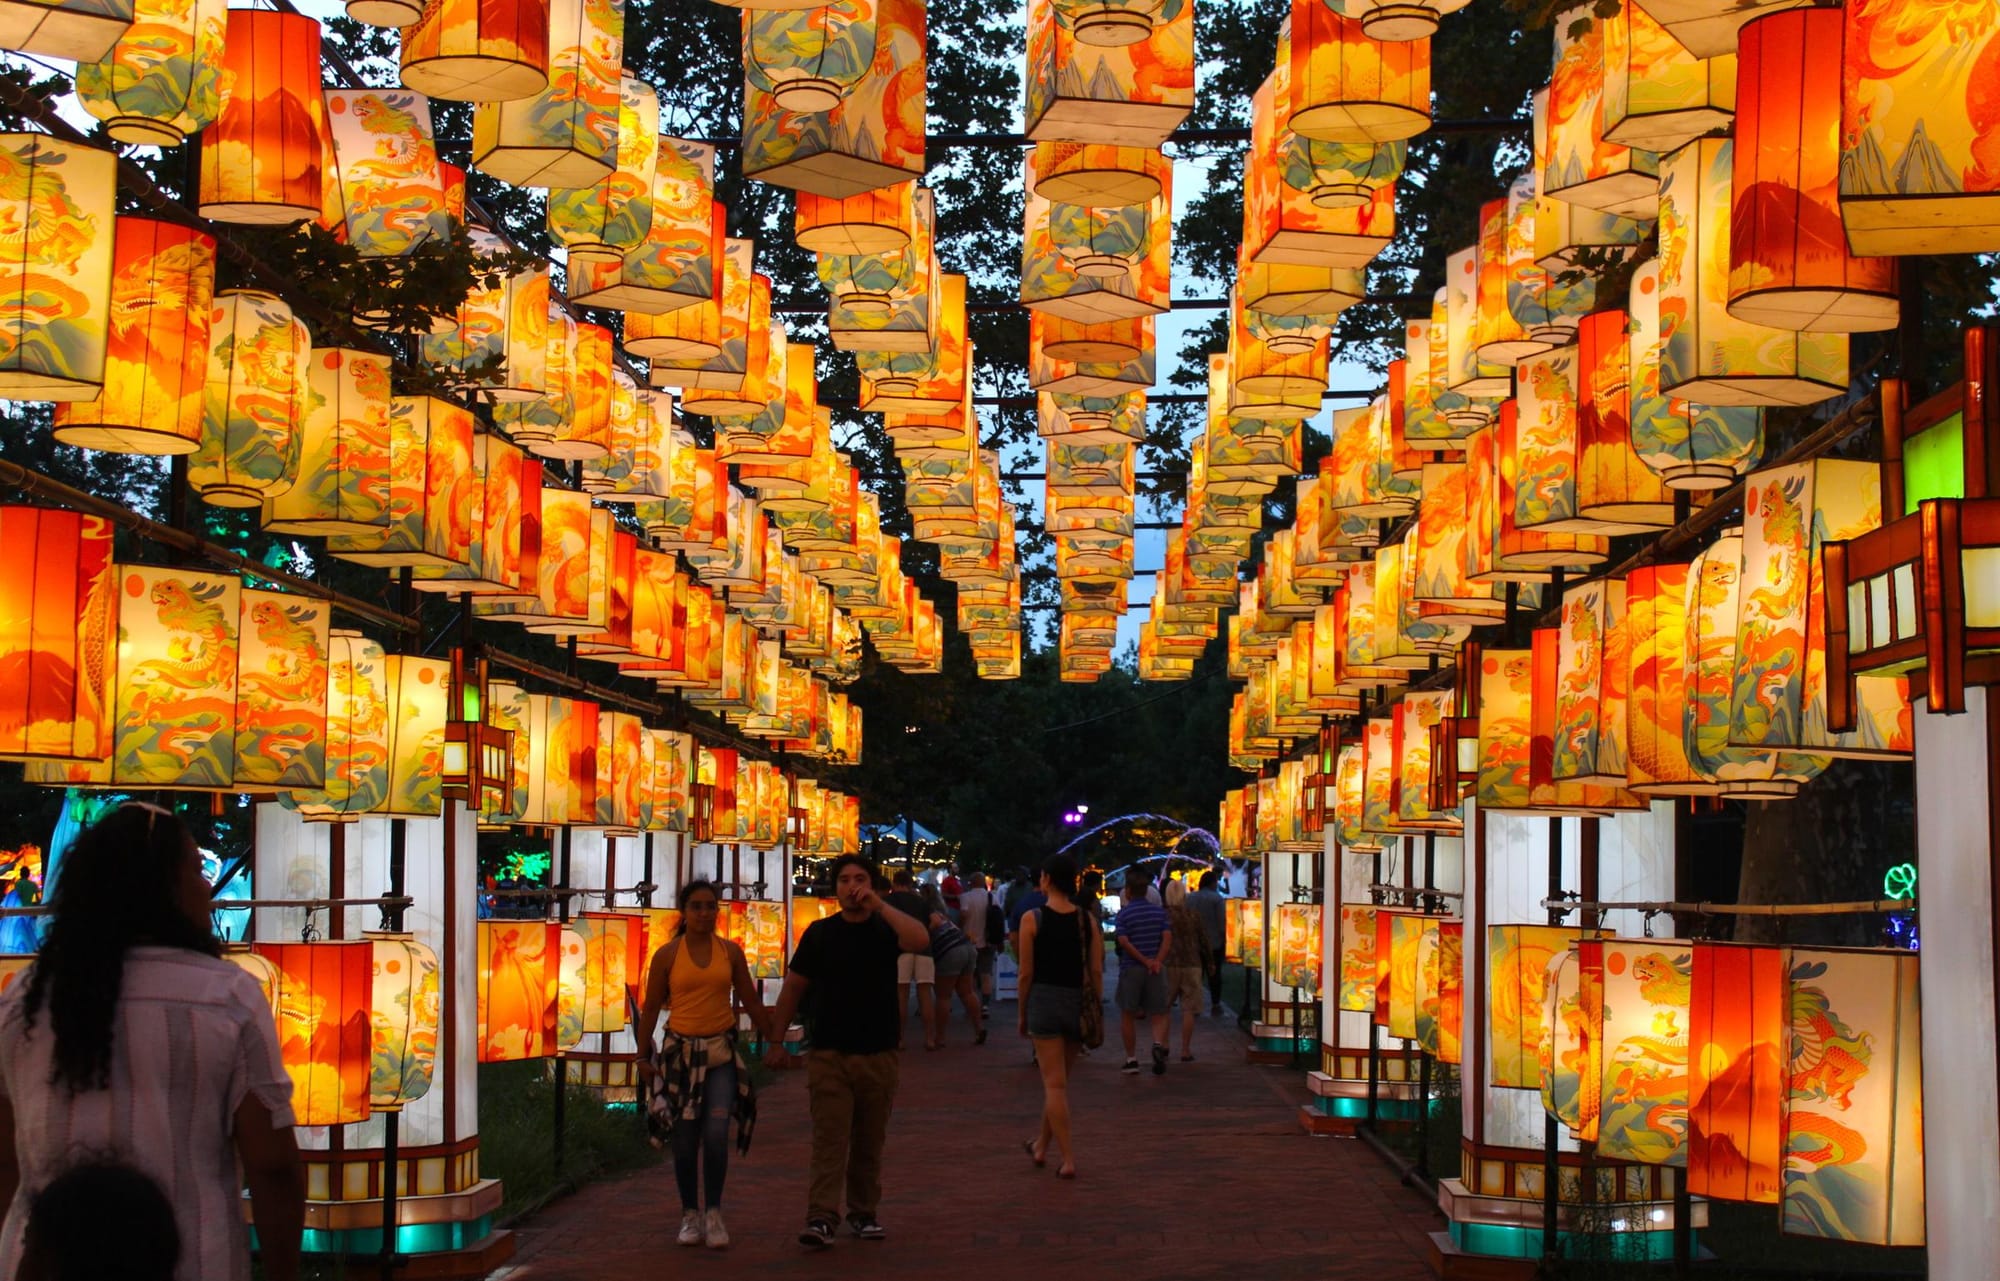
[1014,853,1099,1179]
[634,880,773,1249]
[0,802,304,1281]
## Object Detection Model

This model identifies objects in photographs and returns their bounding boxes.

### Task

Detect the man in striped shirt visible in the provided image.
[1113,876,1172,1075]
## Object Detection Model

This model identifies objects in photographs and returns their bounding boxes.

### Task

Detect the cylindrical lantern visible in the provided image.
[1487,923,1575,1089]
[75,0,227,147]
[0,508,115,765]
[1590,937,1693,1164]
[278,629,390,821]
[365,931,440,1111]
[323,87,450,260]
[1550,576,1630,786]
[50,218,214,454]
[399,0,551,103]
[1686,942,1784,1204]
[190,289,310,508]
[0,135,116,402]
[1413,918,1461,1064]
[1628,259,1766,490]
[261,348,393,536]
[1575,307,1675,530]
[470,0,623,187]
[476,919,560,1061]
[197,10,328,225]
[491,302,575,450]
[373,653,450,817]
[422,227,549,402]
[1624,562,1718,796]
[252,939,374,1126]
[535,321,613,460]
[1285,2,1429,143]
[1658,137,1849,406]
[1728,9,1898,332]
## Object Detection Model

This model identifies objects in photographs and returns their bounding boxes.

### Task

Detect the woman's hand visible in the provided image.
[634,1051,658,1082]
[1017,1010,1029,1039]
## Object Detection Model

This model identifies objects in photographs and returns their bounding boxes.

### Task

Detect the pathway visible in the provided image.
[495,1006,1441,1280]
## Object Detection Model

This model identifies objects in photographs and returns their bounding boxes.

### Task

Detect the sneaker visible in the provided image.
[678,1210,704,1247]
[1151,1044,1168,1075]
[704,1208,729,1250]
[847,1212,887,1241]
[798,1217,836,1249]
[1121,1057,1141,1074]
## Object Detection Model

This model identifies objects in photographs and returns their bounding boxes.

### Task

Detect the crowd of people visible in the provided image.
[0,803,1242,1274]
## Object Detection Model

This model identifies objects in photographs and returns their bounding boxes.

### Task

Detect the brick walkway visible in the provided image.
[496,1005,1441,1280]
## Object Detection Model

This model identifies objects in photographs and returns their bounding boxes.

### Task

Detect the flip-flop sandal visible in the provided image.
[1179,1054,1195,1062]
[1021,1139,1046,1168]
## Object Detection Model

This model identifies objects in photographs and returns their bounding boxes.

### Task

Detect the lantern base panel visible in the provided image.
[626,337,723,362]
[49,423,200,456]
[1286,103,1430,147]
[195,200,323,227]
[1030,370,1152,398]
[470,143,614,191]
[796,221,912,256]
[1040,335,1145,363]
[1234,373,1328,401]
[654,364,749,393]
[196,484,274,510]
[568,283,708,317]
[1244,280,1367,318]
[1251,232,1391,273]
[1726,286,1902,335]
[1026,100,1191,151]
[830,326,933,355]
[1661,374,1847,408]
[1658,464,1740,491]
[523,440,613,463]
[101,117,192,149]
[743,152,927,204]
[1034,167,1163,209]
[1023,292,1166,326]
[4,11,127,61]
[1839,194,2000,258]
[1603,107,1734,157]
[347,0,425,27]
[293,1227,512,1279]
[1541,170,1661,223]
[1477,339,1553,368]
[400,57,548,105]
[680,391,765,416]
[0,372,102,403]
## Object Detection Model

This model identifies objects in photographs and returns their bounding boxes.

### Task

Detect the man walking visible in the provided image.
[1189,871,1229,1015]
[957,872,996,1016]
[1113,875,1172,1075]
[885,869,935,1048]
[765,854,931,1248]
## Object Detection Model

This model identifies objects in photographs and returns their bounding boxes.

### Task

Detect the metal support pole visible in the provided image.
[377,1110,401,1281]
[1543,816,1565,1269]
[1674,1175,1693,1279]
[1366,847,1383,1130]
[553,825,572,1178]
[1417,1048,1433,1181]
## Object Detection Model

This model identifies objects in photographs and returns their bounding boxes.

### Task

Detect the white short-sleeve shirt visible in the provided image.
[0,946,296,1281]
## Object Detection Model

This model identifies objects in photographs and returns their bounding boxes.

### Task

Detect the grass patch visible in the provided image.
[476,1060,664,1221]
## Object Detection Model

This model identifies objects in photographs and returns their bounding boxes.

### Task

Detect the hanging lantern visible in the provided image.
[1487,924,1576,1090]
[1576,307,1676,530]
[796,178,916,254]
[546,73,659,269]
[189,290,310,509]
[1024,0,1193,146]
[822,188,937,353]
[1503,171,1600,351]
[1285,3,1429,144]
[1539,8,1659,220]
[741,0,926,199]
[1509,344,1589,536]
[74,0,226,148]
[370,653,450,817]
[1021,151,1171,324]
[476,919,560,1061]
[416,432,536,596]
[1601,0,1734,154]
[279,630,390,821]
[1474,195,1547,367]
[1687,942,1785,1204]
[1638,0,1808,60]
[0,0,134,59]
[364,931,439,1111]
[1541,944,1595,1135]
[1628,259,1765,489]
[653,252,764,397]
[470,0,622,187]
[859,273,969,416]
[0,135,115,402]
[1477,406,1608,577]
[1029,310,1154,396]
[1333,904,1378,1013]
[325,396,476,572]
[1239,259,1366,319]
[1413,918,1461,1065]
[540,320,613,460]
[252,939,374,1126]
[491,302,574,451]
[1551,577,1630,787]
[1374,909,1424,1037]
[1442,246,1507,423]
[570,142,720,315]
[0,509,115,765]
[1658,137,1849,406]
[422,227,549,401]
[1270,902,1322,994]
[1590,937,1693,1165]
[323,87,450,261]
[1840,0,2000,255]
[50,218,214,454]
[399,0,550,102]
[1779,948,1924,1245]
[1730,9,1898,332]
[629,235,750,364]
[197,10,327,225]
[1530,626,1646,813]
[1027,141,1168,209]
[1246,69,1397,270]
[1474,646,1536,812]
[261,349,393,537]
[1624,562,1718,796]
[1730,459,1913,759]
[230,587,330,791]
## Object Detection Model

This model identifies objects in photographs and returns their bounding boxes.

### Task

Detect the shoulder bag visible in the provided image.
[1075,909,1105,1050]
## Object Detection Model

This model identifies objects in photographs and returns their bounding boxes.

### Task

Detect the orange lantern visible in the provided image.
[1024,0,1193,146]
[796,179,915,254]
[280,630,391,821]
[325,396,476,572]
[1503,171,1602,351]
[364,932,439,1111]
[1600,0,1734,154]
[1246,68,1396,270]
[253,939,374,1126]
[190,289,310,509]
[0,509,115,765]
[1529,627,1646,813]
[546,74,659,266]
[423,227,550,402]
[572,910,641,1032]
[1550,576,1630,786]
[1576,307,1675,530]
[1729,9,1898,332]
[1687,942,1785,1204]
[1486,923,1575,1088]
[569,144,720,315]
[0,134,116,403]
[1538,8,1658,219]
[197,10,327,225]
[540,321,614,461]
[470,0,622,187]
[1624,562,1717,796]
[476,919,561,1062]
[741,0,927,198]
[414,431,535,595]
[1285,2,1428,143]
[323,88,450,261]
[1413,917,1461,1064]
[75,0,227,148]
[399,0,550,102]
[50,218,214,455]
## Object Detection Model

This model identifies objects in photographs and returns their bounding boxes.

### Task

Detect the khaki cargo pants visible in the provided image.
[805,1048,900,1222]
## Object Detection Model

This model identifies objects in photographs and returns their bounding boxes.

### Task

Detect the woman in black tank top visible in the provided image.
[1015,854,1098,1179]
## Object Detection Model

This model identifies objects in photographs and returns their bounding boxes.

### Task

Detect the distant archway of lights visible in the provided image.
[1054,813,1222,862]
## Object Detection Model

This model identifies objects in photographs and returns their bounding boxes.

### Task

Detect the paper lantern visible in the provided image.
[189,289,310,508]
[1246,67,1397,270]
[0,509,114,765]
[1285,3,1428,143]
[652,251,763,396]
[541,321,614,460]
[545,74,658,266]
[1540,942,1598,1136]
[1533,626,1648,813]
[1549,577,1632,787]
[490,303,575,450]
[1538,10,1658,219]
[1029,310,1154,395]
[0,0,133,60]
[1839,0,2000,256]
[1481,406,1608,576]
[1501,172,1599,352]
[859,274,969,416]
[348,0,422,27]
[1658,137,1849,406]
[279,630,390,821]
[196,11,326,225]
[822,189,937,353]
[1592,938,1692,1165]
[0,135,115,402]
[399,0,549,102]
[741,0,926,199]
[253,939,373,1126]
[470,0,621,187]
[1687,942,1785,1203]
[1488,924,1575,1090]
[261,349,393,536]
[422,227,549,401]
[1684,528,1821,797]
[74,0,225,147]
[570,911,640,1034]
[1020,152,1170,324]
[1413,918,1461,1065]
[49,218,214,454]
[325,396,476,571]
[1781,948,1925,1245]
[1625,562,1718,795]
[323,88,450,263]
[1574,312,1673,533]
[371,654,449,817]
[476,919,561,1061]
[1473,647,1537,812]
[1269,902,1322,993]
[364,931,439,1111]
[1024,0,1192,146]
[1239,259,1365,318]
[1331,903,1377,1012]
[1442,247,1508,419]
[1602,0,1733,154]
[626,234,742,363]
[1628,259,1765,489]
[1374,909,1424,1038]
[570,143,720,314]
[1730,459,1912,759]
[229,587,330,792]
[1728,9,1898,333]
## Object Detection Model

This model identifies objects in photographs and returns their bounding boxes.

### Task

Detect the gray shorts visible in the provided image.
[1025,984,1083,1040]
[1115,964,1168,1015]
[934,943,977,979]
[974,946,997,977]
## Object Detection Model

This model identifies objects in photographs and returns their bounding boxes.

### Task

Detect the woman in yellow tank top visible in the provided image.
[634,882,774,1250]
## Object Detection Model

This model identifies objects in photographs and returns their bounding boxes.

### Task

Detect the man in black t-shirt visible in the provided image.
[765,854,930,1249]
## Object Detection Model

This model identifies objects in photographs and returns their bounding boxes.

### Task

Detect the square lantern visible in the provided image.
[546,75,659,277]
[324,87,450,263]
[1246,68,1397,271]
[325,396,475,571]
[1601,0,1734,154]
[1284,3,1429,144]
[741,0,926,199]
[1024,0,1193,146]
[1625,562,1719,795]
[1592,937,1693,1166]
[279,630,389,821]
[1021,152,1171,325]
[0,508,115,765]
[1502,170,1603,352]
[1576,307,1676,530]
[1334,903,1378,1012]
[1550,576,1631,787]
[570,143,721,315]
[1414,918,1462,1065]
[476,919,561,1061]
[0,0,134,60]
[190,289,310,509]
[1539,10,1659,220]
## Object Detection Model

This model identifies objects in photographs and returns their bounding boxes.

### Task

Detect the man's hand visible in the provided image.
[762,1042,790,1071]
[633,1051,658,1082]
[845,883,883,915]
